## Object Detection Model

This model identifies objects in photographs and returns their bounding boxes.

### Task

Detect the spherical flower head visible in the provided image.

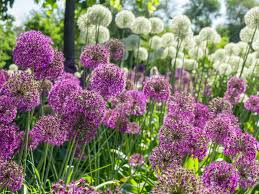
[56,72,81,85]
[105,38,125,61]
[245,7,259,29]
[149,144,183,171]
[0,95,17,124]
[202,161,239,194]
[115,10,135,29]
[63,89,106,142]
[235,158,258,189]
[29,115,67,149]
[193,102,210,129]
[34,50,64,81]
[125,122,141,134]
[224,131,258,160]
[152,163,205,194]
[77,13,91,32]
[86,4,112,27]
[0,159,24,192]
[134,47,148,61]
[123,34,140,51]
[227,77,246,95]
[1,71,40,111]
[161,33,175,48]
[0,70,9,89]
[13,30,54,69]
[244,95,259,114]
[88,63,126,100]
[124,90,147,116]
[143,76,170,102]
[131,16,151,35]
[80,44,110,69]
[88,25,110,44]
[208,97,232,117]
[168,91,195,120]
[224,43,240,56]
[48,79,82,114]
[199,27,221,44]
[205,113,239,145]
[129,153,144,167]
[149,17,164,34]
[170,15,192,40]
[239,26,259,43]
[0,123,23,159]
[149,35,162,50]
[161,46,176,59]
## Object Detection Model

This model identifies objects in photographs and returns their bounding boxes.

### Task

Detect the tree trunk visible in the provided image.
[63,0,77,73]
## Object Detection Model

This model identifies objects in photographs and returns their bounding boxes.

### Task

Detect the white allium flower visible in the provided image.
[149,36,162,50]
[115,10,135,29]
[239,67,253,79]
[88,25,110,44]
[199,27,221,43]
[252,40,259,50]
[224,43,240,56]
[86,4,112,27]
[189,47,205,59]
[134,47,148,61]
[131,17,151,34]
[182,35,195,50]
[149,17,164,34]
[161,32,175,47]
[245,53,257,67]
[217,63,232,75]
[77,13,91,32]
[225,56,243,72]
[239,26,259,42]
[210,49,226,63]
[150,66,160,76]
[161,46,176,59]
[184,59,198,70]
[9,64,18,72]
[244,7,259,29]
[193,35,207,49]
[172,58,183,68]
[123,34,140,51]
[237,41,248,56]
[170,15,192,40]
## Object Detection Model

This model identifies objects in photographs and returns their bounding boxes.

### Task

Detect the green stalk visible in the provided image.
[22,111,32,172]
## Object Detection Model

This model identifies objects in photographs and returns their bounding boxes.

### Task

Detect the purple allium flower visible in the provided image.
[104,38,125,61]
[34,50,64,81]
[143,76,170,102]
[48,79,82,114]
[88,63,126,100]
[13,30,54,70]
[202,161,240,194]
[152,163,205,194]
[189,127,209,160]
[227,76,246,95]
[149,144,183,171]
[56,72,81,85]
[103,109,129,132]
[224,131,259,160]
[208,97,232,117]
[205,114,239,145]
[63,89,106,143]
[125,122,141,134]
[1,71,40,111]
[168,91,195,121]
[0,70,9,89]
[0,159,24,192]
[224,91,241,105]
[29,115,67,149]
[0,123,23,159]
[80,44,110,69]
[193,102,210,129]
[244,95,259,114]
[129,153,144,167]
[235,158,258,189]
[0,95,17,124]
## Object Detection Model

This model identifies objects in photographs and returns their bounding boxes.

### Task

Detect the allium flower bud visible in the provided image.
[131,16,151,35]
[115,10,135,29]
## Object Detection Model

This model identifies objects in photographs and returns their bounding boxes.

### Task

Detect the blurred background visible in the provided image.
[1,0,259,69]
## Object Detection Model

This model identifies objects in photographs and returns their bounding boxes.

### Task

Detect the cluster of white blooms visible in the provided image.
[115,10,135,29]
[131,16,152,34]
[86,4,112,27]
[161,33,175,48]
[149,36,162,50]
[134,47,148,61]
[77,13,91,32]
[149,17,164,34]
[239,26,259,43]
[198,27,221,44]
[170,15,192,40]
[244,7,259,29]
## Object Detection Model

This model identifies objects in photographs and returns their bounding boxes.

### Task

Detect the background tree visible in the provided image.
[0,0,14,18]
[184,0,221,33]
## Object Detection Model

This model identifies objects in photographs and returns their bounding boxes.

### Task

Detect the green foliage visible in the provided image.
[0,0,14,19]
[185,0,221,33]
[0,20,15,68]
